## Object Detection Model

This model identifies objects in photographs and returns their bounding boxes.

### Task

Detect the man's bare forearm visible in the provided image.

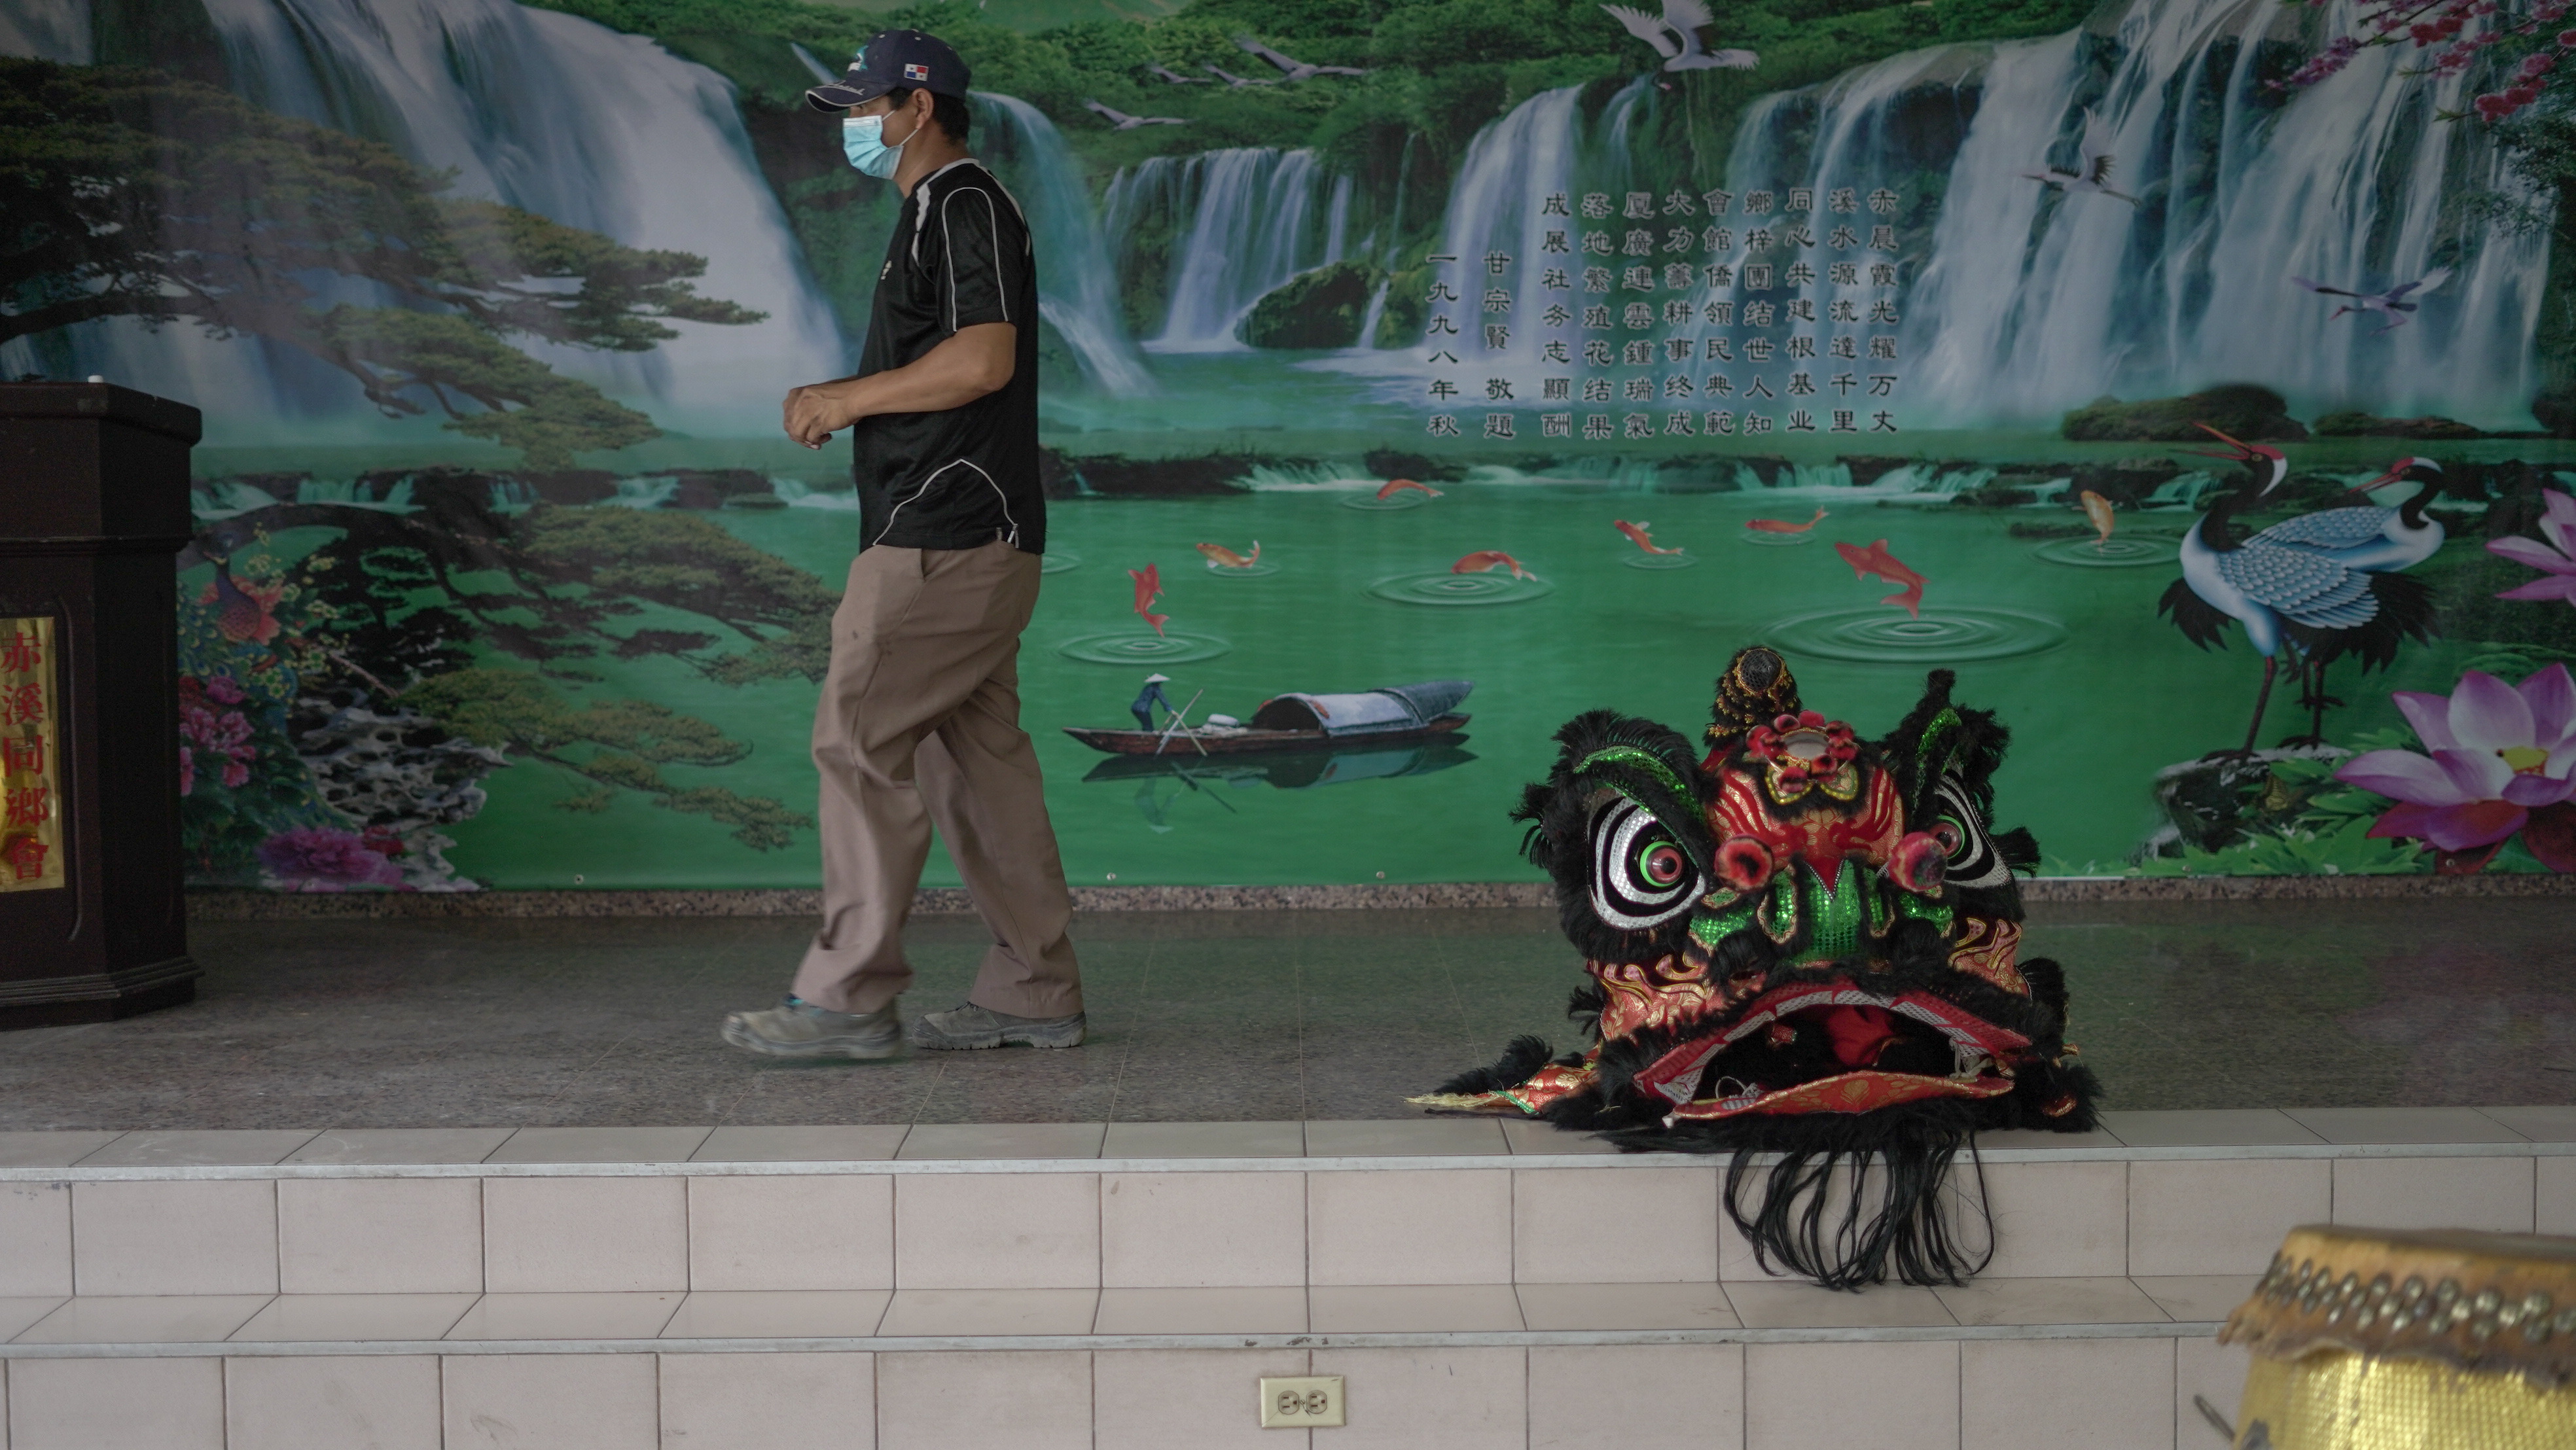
[783,323,1016,448]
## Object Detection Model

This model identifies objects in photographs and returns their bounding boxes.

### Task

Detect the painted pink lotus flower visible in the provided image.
[2336,664,2576,872]
[256,827,405,891]
[2488,486,2576,607]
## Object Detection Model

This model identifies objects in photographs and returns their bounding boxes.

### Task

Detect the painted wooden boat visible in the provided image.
[1064,681,1473,757]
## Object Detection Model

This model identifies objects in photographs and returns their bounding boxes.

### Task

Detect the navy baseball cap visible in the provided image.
[804,29,972,111]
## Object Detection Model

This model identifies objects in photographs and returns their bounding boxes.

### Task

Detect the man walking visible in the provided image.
[723,30,1085,1059]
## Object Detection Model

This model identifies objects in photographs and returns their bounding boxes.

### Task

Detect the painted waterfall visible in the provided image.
[5,0,850,441]
[1318,0,2551,427]
[1103,148,1354,351]
[973,94,1157,395]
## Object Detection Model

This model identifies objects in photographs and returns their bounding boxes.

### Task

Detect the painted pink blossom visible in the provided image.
[2336,665,2576,870]
[2281,0,2574,121]
[176,675,255,795]
[2488,486,2576,607]
[255,828,404,891]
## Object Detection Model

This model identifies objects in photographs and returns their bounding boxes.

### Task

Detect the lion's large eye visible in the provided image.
[1933,776,2009,889]
[1590,797,1701,930]
[1639,842,1687,887]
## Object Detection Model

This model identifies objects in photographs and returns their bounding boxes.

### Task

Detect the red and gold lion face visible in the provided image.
[1419,648,2101,1286]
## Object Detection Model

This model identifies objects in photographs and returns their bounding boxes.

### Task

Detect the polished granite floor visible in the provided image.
[2,900,2571,1130]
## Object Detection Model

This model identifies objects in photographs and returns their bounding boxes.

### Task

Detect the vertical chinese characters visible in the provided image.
[0,619,63,891]
[1423,249,1465,438]
[1427,183,1907,445]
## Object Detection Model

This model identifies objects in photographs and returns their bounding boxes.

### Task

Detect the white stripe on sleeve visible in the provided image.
[939,185,1012,330]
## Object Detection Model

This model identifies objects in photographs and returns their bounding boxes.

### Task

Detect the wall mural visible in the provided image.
[3,0,2573,891]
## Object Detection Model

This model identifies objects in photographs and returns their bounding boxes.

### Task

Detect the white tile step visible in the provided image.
[0,1305,2257,1450]
[20,1113,2552,1445]
[3,1108,2568,1317]
[0,1276,2247,1353]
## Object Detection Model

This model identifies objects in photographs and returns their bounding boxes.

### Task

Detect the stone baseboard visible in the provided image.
[184,872,2576,919]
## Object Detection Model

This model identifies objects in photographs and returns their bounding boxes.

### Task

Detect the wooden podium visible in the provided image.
[0,383,200,1027]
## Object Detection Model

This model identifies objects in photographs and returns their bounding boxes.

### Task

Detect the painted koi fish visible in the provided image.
[1378,478,1443,500]
[1746,507,1829,535]
[1128,563,1169,636]
[1613,520,1685,555]
[1452,550,1535,580]
[2079,490,2115,552]
[1833,539,1928,620]
[1196,540,1262,569]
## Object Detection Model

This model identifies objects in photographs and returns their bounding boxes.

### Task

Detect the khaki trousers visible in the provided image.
[790,539,1083,1018]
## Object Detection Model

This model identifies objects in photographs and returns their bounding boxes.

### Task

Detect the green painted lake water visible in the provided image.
[439,480,2489,887]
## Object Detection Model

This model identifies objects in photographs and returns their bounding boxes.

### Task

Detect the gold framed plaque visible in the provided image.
[0,616,63,892]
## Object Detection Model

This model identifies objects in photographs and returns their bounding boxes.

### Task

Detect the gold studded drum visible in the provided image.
[2219,1226,2576,1449]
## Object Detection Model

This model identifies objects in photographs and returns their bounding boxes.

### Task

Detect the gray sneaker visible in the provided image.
[721,997,903,1060]
[908,1002,1086,1050]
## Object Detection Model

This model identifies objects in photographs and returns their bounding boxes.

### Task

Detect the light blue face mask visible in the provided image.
[842,113,905,180]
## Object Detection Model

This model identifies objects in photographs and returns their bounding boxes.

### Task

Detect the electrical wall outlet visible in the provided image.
[1259,1375,1346,1428]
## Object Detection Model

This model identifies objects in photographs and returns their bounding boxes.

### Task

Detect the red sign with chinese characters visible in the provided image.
[0,618,62,891]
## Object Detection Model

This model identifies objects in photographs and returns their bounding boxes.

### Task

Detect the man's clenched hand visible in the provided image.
[783,381,861,450]
[778,325,1016,449]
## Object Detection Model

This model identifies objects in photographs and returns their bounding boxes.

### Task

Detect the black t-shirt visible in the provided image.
[850,160,1045,554]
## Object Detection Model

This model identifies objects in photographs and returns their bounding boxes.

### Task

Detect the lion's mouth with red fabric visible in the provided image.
[1820,1004,1902,1067]
[1632,981,2033,1118]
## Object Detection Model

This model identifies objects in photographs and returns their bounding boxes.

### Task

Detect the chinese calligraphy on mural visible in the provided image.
[0,618,62,892]
[1427,185,1904,442]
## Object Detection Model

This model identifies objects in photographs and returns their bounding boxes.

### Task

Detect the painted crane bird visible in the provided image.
[2159,427,2439,750]
[2019,109,2136,206]
[1081,99,1186,132]
[2281,457,2449,574]
[1231,34,1368,81]
[1602,0,1759,70]
[2292,268,2452,334]
[1415,647,2100,1289]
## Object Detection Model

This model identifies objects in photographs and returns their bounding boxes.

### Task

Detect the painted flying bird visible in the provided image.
[2158,425,2435,751]
[1202,63,1278,88]
[1082,99,1187,131]
[1601,0,1759,69]
[2291,268,2453,334]
[2020,108,2136,205]
[1146,63,1210,84]
[1232,35,1368,81]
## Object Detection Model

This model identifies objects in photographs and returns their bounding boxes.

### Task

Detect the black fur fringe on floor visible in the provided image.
[1429,1035,1557,1098]
[1614,1101,1997,1289]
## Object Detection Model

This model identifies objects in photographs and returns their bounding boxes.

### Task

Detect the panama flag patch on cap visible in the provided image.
[903,62,931,80]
